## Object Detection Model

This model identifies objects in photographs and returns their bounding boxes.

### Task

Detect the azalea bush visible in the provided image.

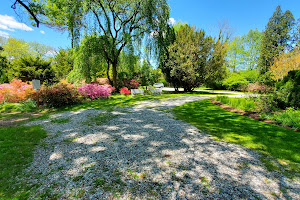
[245,83,271,93]
[78,83,113,99]
[102,84,116,94]
[125,79,139,89]
[120,87,130,95]
[0,78,36,103]
[39,83,81,108]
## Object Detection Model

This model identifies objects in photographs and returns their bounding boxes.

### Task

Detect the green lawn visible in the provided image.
[0,125,47,199]
[173,99,300,175]
[215,96,300,130]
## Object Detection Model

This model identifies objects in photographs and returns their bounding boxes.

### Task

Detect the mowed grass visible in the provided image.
[0,126,47,199]
[173,99,300,175]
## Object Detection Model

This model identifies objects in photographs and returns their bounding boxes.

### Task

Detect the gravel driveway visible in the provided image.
[25,96,300,199]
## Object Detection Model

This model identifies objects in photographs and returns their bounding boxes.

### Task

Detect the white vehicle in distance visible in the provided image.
[153,83,164,88]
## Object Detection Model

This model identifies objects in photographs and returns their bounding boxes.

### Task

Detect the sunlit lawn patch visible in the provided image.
[0,125,47,199]
[173,99,300,176]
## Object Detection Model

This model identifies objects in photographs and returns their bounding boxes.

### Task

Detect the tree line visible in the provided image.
[3,2,300,91]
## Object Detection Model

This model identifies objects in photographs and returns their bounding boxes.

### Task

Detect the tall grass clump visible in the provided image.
[215,96,258,112]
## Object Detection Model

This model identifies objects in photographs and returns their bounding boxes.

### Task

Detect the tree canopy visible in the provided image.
[30,0,170,87]
[258,5,295,75]
[163,24,227,92]
[227,29,262,71]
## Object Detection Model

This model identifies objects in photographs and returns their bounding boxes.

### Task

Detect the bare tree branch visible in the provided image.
[12,0,40,28]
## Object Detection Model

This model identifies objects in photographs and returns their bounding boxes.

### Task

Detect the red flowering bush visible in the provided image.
[78,83,113,99]
[39,83,81,108]
[124,79,139,89]
[0,78,36,103]
[246,83,271,94]
[120,87,131,95]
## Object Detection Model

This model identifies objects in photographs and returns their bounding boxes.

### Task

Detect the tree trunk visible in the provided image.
[112,60,118,88]
[106,61,113,85]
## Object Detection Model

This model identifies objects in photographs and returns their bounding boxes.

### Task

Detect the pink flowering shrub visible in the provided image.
[246,83,272,94]
[78,83,113,99]
[120,87,130,95]
[0,78,36,103]
[103,84,116,94]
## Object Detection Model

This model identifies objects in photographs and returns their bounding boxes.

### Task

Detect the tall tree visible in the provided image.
[7,56,55,83]
[52,48,74,80]
[227,36,244,71]
[30,0,170,87]
[1,38,31,60]
[72,34,108,83]
[243,29,263,70]
[0,47,9,83]
[1,37,53,60]
[258,5,295,75]
[151,22,176,88]
[227,30,262,71]
[165,24,226,92]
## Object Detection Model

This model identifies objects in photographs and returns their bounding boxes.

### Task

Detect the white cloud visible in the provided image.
[0,24,14,31]
[0,14,33,32]
[168,18,176,25]
[0,30,10,38]
[40,30,45,34]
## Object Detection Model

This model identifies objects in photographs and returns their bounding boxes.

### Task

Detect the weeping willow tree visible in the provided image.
[30,0,170,87]
[71,34,107,83]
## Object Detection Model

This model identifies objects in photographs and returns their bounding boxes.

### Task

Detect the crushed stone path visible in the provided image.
[24,95,300,199]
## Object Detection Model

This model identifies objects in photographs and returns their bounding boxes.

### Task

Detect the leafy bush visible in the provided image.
[0,79,36,103]
[275,70,300,109]
[239,70,259,83]
[78,83,113,99]
[262,108,300,130]
[120,87,130,95]
[39,83,81,108]
[0,99,37,113]
[257,93,279,112]
[222,72,249,91]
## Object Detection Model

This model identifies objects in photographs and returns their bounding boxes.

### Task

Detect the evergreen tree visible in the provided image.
[258,5,295,75]
[52,48,74,80]
[8,56,55,84]
[0,47,9,83]
[165,24,226,92]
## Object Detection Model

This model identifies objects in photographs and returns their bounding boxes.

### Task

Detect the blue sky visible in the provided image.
[0,0,299,50]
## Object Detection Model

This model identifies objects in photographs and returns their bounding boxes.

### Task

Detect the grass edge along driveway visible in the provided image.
[173,99,300,177]
[0,125,47,199]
